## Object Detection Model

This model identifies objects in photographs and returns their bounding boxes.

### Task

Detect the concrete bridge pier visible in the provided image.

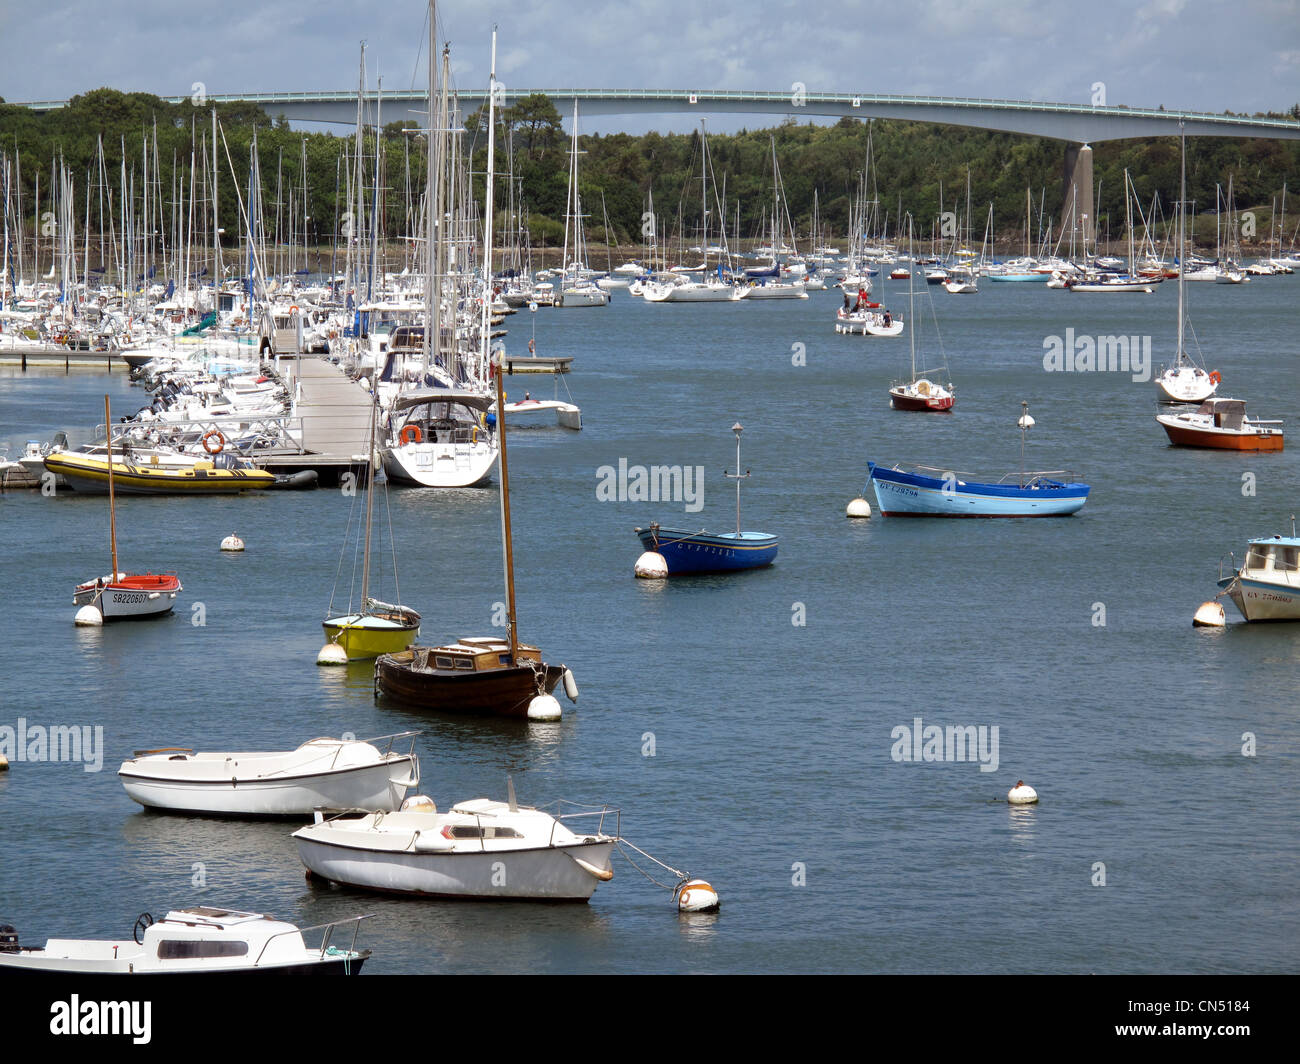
[1062,143,1094,256]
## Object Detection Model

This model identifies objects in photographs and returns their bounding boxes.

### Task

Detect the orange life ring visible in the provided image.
[399,424,423,445]
[202,430,226,454]
[1209,370,1222,385]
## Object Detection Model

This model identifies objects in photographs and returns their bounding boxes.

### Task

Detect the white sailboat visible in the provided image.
[1154,129,1221,404]
[554,101,609,308]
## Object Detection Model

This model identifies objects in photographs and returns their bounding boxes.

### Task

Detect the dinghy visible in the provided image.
[117,734,420,817]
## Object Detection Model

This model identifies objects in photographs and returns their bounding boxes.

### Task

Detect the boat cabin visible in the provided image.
[1243,537,1300,578]
[1195,398,1248,430]
[409,638,543,674]
[388,389,494,447]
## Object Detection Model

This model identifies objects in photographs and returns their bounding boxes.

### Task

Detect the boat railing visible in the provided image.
[547,803,622,845]
[992,470,1080,486]
[1218,551,1239,583]
[252,914,373,967]
[97,413,308,455]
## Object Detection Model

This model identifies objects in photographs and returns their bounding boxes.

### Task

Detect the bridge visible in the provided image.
[18,88,1300,244]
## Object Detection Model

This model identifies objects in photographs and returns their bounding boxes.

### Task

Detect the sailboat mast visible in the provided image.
[1177,122,1186,360]
[104,395,119,578]
[359,394,377,608]
[479,27,498,382]
[495,364,518,665]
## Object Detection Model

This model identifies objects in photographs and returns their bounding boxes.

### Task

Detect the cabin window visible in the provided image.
[498,654,511,666]
[157,939,249,960]
[1278,548,1300,572]
[445,825,523,840]
[455,658,473,670]
[434,656,455,669]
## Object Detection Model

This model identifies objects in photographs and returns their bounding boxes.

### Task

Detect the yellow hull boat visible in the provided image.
[44,452,275,494]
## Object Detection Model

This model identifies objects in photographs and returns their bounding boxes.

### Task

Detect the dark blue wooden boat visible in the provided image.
[633,422,777,575]
[635,523,779,573]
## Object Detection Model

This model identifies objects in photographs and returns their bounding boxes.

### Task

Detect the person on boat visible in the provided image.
[843,291,853,311]
[883,311,891,326]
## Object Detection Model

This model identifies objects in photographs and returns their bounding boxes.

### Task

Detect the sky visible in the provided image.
[1,0,1298,134]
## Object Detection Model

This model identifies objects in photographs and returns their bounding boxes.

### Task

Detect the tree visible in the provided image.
[504,93,562,161]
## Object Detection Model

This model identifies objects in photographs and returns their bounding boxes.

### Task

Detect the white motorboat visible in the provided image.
[0,906,371,974]
[118,734,421,816]
[501,393,582,430]
[1217,531,1300,621]
[381,388,499,489]
[642,278,741,302]
[293,787,618,901]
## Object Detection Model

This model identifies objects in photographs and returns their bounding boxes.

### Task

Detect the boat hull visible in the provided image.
[1156,417,1283,451]
[375,653,566,717]
[45,454,274,494]
[380,441,498,488]
[636,526,778,573]
[74,574,182,619]
[322,616,420,660]
[889,387,954,412]
[867,462,1089,517]
[119,758,417,817]
[295,836,615,901]
[1217,575,1300,621]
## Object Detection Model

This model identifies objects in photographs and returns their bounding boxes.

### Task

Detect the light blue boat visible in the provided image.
[866,462,1089,517]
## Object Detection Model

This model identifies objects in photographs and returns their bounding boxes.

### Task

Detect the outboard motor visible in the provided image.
[0,924,18,953]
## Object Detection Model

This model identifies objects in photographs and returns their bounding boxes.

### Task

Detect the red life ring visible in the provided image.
[399,424,423,445]
[202,430,226,454]
[1209,370,1222,385]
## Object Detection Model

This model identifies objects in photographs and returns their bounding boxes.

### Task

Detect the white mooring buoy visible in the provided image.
[527,693,563,721]
[400,795,436,814]
[316,643,348,666]
[220,533,245,552]
[1007,780,1039,805]
[677,878,721,913]
[1193,600,1226,627]
[846,497,872,519]
[634,551,669,579]
[74,605,103,627]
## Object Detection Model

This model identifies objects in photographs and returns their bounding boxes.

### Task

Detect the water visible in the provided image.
[1,277,1297,973]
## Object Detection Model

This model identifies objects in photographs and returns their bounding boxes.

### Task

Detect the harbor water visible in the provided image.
[1,278,1297,973]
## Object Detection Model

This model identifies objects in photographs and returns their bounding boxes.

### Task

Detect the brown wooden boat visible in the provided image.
[375,639,567,717]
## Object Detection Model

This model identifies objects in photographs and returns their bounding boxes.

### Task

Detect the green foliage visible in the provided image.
[2,89,1297,256]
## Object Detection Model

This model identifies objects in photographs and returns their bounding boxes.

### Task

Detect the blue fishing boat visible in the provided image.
[865,402,1089,517]
[634,423,778,575]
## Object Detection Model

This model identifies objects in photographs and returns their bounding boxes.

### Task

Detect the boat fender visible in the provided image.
[562,668,579,703]
[202,430,225,454]
[571,855,614,881]
[399,424,423,445]
[528,338,535,354]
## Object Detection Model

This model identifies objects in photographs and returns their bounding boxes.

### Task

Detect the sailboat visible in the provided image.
[322,395,420,660]
[374,37,576,720]
[72,396,182,623]
[1154,127,1221,404]
[554,101,609,308]
[889,218,955,412]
